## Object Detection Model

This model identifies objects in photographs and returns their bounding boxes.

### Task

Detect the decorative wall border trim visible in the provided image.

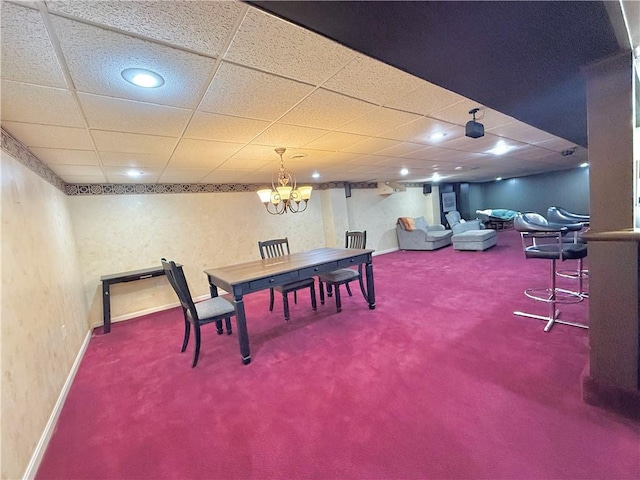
[65,181,379,196]
[1,128,66,193]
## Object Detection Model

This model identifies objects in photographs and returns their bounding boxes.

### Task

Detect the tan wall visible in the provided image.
[1,152,88,480]
[67,185,438,328]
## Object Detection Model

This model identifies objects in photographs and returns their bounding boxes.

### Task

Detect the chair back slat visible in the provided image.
[345,231,366,249]
[161,258,198,319]
[258,238,290,259]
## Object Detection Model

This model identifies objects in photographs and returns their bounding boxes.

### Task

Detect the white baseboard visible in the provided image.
[89,293,215,329]
[23,329,92,480]
[373,247,399,256]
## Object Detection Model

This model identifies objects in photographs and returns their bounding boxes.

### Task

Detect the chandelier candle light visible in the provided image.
[257,148,313,214]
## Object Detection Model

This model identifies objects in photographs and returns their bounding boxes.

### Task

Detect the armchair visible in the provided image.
[396,216,452,251]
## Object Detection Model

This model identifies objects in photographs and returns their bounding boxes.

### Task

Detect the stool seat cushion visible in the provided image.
[525,243,587,260]
[451,229,497,251]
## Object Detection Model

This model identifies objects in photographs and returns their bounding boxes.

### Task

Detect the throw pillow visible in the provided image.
[398,217,415,231]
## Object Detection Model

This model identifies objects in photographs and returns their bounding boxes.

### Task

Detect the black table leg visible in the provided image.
[102,281,111,333]
[234,295,251,364]
[365,261,376,310]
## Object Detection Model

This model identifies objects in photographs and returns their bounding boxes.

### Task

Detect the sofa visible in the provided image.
[396,216,452,251]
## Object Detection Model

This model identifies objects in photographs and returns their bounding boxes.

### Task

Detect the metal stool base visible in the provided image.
[514,309,588,332]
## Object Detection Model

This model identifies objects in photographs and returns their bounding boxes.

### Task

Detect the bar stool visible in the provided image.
[547,206,590,296]
[513,213,588,332]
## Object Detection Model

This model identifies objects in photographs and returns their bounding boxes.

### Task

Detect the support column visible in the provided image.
[581,52,640,419]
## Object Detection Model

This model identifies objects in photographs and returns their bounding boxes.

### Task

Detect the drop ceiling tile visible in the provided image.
[91,130,178,155]
[200,62,314,120]
[430,100,515,129]
[399,146,438,160]
[62,174,109,184]
[199,170,249,184]
[47,1,245,57]
[402,158,453,169]
[226,170,272,183]
[184,111,270,143]
[217,157,271,171]
[381,117,460,144]
[505,145,558,161]
[169,139,244,169]
[312,152,363,164]
[157,168,211,183]
[49,164,104,176]
[51,15,216,108]
[30,148,99,165]
[2,122,94,149]
[384,82,467,116]
[78,93,191,136]
[224,8,356,85]
[323,54,422,105]
[342,155,382,166]
[279,89,375,130]
[375,142,432,157]
[429,149,490,163]
[302,131,368,151]
[535,137,578,152]
[486,121,557,144]
[341,137,400,155]
[251,123,329,148]
[103,166,162,184]
[230,144,283,161]
[337,107,421,136]
[1,81,84,127]
[440,133,513,154]
[0,2,67,87]
[99,151,169,167]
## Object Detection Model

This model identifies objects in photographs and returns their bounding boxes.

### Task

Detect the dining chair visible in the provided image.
[257,238,317,322]
[318,231,368,312]
[161,258,235,367]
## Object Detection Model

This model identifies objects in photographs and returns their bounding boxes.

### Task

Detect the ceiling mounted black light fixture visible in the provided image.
[465,108,484,138]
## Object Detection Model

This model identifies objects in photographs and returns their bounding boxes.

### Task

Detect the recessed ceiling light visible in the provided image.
[488,139,512,156]
[455,166,463,170]
[126,169,143,177]
[496,177,503,181]
[312,172,320,179]
[400,167,409,175]
[580,162,589,168]
[429,132,447,140]
[121,68,165,88]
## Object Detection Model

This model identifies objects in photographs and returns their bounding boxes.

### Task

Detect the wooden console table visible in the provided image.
[100,266,169,334]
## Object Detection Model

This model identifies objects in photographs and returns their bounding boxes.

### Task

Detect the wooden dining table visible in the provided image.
[204,247,376,364]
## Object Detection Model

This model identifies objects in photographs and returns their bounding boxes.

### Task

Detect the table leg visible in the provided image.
[209,282,219,298]
[234,295,251,365]
[365,261,376,310]
[102,281,111,333]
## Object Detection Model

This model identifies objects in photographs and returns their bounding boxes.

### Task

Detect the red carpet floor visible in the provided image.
[37,230,640,479]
